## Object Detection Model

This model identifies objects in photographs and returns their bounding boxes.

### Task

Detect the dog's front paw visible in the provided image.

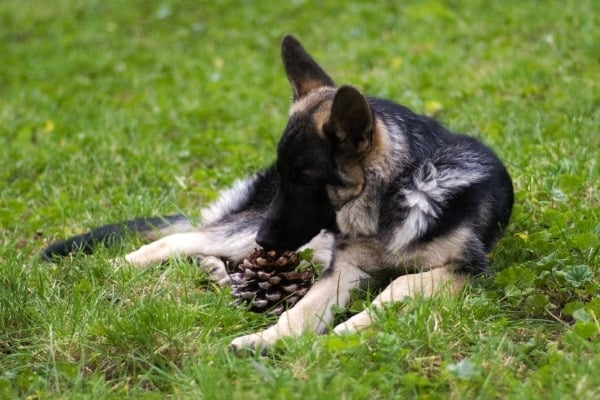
[333,310,374,335]
[230,328,279,354]
[124,252,147,267]
[230,333,266,353]
[193,255,231,286]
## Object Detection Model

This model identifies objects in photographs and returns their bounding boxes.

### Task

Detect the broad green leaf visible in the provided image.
[495,266,536,289]
[557,265,593,288]
[585,297,600,315]
[524,294,550,315]
[562,301,585,316]
[572,308,592,323]
[504,284,523,306]
[573,321,598,339]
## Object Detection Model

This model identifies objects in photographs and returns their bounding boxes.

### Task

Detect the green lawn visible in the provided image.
[1,0,599,398]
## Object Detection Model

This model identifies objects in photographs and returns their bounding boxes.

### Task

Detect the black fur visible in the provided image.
[256,116,339,250]
[41,214,190,261]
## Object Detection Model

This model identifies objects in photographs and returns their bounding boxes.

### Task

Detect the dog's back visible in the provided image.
[366,96,513,273]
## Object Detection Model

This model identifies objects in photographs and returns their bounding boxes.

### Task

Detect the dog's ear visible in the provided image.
[281,35,335,100]
[326,85,374,154]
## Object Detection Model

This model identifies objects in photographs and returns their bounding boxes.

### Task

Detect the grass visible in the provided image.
[1,0,599,398]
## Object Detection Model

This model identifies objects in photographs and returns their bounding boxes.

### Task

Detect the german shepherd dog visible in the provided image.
[43,35,513,351]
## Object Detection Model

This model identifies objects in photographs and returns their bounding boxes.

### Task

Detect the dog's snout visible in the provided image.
[256,216,281,250]
[255,229,277,250]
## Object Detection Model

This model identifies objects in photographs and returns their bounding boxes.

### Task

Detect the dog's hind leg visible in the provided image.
[332,265,468,334]
[122,223,258,271]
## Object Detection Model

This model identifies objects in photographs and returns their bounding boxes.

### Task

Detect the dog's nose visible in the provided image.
[255,230,277,250]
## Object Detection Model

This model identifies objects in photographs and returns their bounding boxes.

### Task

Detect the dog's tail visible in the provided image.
[41,214,195,261]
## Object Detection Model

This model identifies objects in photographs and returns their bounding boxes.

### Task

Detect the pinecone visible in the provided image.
[230,248,314,315]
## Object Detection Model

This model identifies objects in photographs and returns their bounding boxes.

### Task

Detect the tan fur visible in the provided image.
[289,87,336,118]
[310,103,332,138]
[329,118,399,237]
[364,117,396,179]
[402,226,473,269]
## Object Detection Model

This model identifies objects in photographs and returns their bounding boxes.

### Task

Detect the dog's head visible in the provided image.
[256,35,377,250]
